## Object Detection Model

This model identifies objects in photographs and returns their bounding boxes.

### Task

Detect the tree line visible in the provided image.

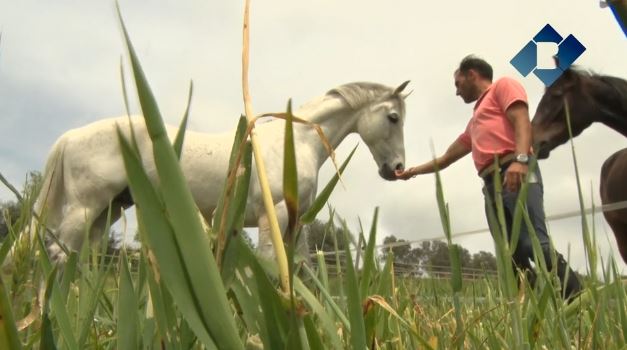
[305,217,497,277]
[0,172,496,278]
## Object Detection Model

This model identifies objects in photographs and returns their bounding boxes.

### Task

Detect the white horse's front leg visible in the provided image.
[257,201,288,260]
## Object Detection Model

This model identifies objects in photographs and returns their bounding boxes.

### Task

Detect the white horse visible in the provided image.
[31,81,410,261]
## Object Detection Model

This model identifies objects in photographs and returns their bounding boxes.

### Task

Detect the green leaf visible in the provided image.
[173,81,193,160]
[214,116,252,267]
[303,315,325,350]
[142,253,178,349]
[117,6,243,349]
[222,236,289,350]
[0,270,22,350]
[293,275,344,350]
[118,250,139,350]
[359,207,379,299]
[283,99,299,240]
[342,229,367,350]
[117,127,216,349]
[77,252,115,348]
[40,268,59,350]
[36,234,78,350]
[301,263,350,331]
[59,252,78,297]
[300,144,358,224]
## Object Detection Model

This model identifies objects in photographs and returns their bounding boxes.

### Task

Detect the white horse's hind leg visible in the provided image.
[256,200,309,261]
[257,201,288,260]
[48,206,95,262]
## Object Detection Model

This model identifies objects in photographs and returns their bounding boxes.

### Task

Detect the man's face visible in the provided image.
[454,70,476,103]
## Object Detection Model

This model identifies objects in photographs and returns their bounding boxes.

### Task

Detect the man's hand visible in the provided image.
[395,167,416,180]
[503,162,528,192]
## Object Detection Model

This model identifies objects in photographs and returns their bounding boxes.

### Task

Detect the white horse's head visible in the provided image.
[329,81,410,181]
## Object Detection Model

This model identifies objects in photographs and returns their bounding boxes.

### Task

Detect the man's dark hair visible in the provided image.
[458,55,493,81]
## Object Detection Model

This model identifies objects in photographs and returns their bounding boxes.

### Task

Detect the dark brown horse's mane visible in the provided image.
[558,66,627,113]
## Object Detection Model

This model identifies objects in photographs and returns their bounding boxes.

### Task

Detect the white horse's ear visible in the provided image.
[401,89,413,100]
[393,80,411,96]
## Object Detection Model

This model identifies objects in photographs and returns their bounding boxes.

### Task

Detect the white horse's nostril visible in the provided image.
[395,163,404,171]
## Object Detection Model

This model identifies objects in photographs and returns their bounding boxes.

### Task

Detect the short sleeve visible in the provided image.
[457,120,472,148]
[493,77,528,112]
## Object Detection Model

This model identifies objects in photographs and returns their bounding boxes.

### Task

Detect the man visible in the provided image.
[396,55,581,300]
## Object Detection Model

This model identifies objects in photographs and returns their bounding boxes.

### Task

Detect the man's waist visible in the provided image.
[478,153,516,178]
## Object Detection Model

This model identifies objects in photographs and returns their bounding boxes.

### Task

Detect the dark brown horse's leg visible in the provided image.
[600,148,627,263]
[604,212,627,263]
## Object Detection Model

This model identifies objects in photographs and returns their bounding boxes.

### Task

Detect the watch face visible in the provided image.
[516,154,529,163]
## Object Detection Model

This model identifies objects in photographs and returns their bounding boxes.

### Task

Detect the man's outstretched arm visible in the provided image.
[395,139,470,180]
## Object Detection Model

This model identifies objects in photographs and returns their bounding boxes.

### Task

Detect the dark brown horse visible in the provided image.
[531,67,627,262]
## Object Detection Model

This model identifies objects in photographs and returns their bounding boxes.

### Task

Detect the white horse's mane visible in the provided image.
[326,82,397,110]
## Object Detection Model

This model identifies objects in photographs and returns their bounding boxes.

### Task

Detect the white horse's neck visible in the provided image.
[294,95,360,166]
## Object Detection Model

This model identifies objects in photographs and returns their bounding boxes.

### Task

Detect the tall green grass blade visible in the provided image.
[214,118,252,268]
[282,100,307,349]
[117,5,243,349]
[301,263,350,330]
[117,128,217,348]
[117,250,139,350]
[39,310,56,350]
[283,99,299,240]
[481,163,524,346]
[77,269,112,347]
[293,276,344,350]
[143,253,178,349]
[564,99,597,280]
[0,270,22,350]
[343,229,367,350]
[611,260,627,345]
[222,236,289,350]
[36,234,78,350]
[76,244,116,348]
[0,222,17,265]
[40,267,59,350]
[333,218,347,310]
[173,81,193,160]
[211,115,248,230]
[300,145,358,224]
[359,207,379,301]
[303,315,325,350]
[213,115,250,264]
[59,252,78,297]
[433,160,465,347]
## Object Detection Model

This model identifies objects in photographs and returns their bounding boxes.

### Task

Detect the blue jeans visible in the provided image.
[482,162,581,300]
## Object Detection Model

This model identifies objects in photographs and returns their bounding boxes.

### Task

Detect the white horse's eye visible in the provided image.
[387,112,399,124]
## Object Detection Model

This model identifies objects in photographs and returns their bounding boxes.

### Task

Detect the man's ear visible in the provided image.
[467,69,478,81]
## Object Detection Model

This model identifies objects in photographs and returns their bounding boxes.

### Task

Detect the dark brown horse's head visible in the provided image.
[531,68,595,159]
[531,67,627,159]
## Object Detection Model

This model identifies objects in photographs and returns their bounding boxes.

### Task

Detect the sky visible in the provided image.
[0,1,625,273]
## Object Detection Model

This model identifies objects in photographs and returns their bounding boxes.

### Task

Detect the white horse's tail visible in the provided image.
[32,135,68,234]
[3,136,67,271]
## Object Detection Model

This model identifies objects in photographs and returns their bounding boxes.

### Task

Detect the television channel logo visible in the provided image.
[510,24,586,86]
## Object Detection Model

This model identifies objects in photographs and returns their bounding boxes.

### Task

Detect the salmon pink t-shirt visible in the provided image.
[457,77,528,173]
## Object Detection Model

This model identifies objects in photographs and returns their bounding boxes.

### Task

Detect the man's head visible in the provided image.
[454,55,493,103]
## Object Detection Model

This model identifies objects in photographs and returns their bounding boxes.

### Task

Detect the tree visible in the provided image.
[380,235,412,263]
[0,171,42,240]
[306,218,352,253]
[0,200,21,240]
[469,250,497,271]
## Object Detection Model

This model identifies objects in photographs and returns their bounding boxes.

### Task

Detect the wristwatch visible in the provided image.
[514,153,529,164]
